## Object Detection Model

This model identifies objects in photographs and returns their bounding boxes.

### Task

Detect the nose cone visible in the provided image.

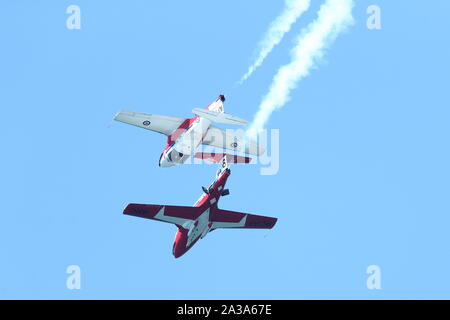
[159,156,175,168]
[172,230,188,258]
[173,247,186,258]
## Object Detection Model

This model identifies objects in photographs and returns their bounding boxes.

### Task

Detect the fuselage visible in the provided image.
[158,94,225,168]
[158,115,212,168]
[172,167,230,258]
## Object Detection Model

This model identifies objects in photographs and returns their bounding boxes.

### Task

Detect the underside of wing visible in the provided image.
[114,111,186,136]
[123,204,203,226]
[210,209,277,229]
[201,126,265,156]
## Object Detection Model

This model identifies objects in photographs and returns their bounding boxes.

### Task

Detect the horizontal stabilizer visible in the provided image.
[192,108,248,126]
[194,152,252,164]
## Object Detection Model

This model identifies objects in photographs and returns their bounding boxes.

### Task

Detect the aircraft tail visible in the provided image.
[193,94,248,126]
[206,94,226,113]
[192,108,248,126]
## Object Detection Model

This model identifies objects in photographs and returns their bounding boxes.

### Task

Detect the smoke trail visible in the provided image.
[247,0,354,138]
[238,0,311,84]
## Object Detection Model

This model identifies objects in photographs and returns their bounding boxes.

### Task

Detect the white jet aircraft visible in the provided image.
[114,95,264,167]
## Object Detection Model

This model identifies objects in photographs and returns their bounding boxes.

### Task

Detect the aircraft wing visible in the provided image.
[210,209,277,229]
[123,204,204,226]
[114,111,186,136]
[201,125,265,156]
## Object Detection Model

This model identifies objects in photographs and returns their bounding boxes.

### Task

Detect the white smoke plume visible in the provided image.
[247,0,354,138]
[238,0,311,84]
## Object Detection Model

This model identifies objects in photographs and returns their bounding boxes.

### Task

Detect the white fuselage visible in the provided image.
[184,207,211,247]
[159,116,211,168]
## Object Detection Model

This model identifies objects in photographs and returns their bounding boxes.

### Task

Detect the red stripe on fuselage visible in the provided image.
[160,115,199,163]
[167,115,198,145]
[194,169,230,208]
[172,169,231,258]
[172,226,201,258]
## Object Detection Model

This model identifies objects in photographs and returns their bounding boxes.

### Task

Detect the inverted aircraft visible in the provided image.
[123,154,277,258]
[114,95,265,167]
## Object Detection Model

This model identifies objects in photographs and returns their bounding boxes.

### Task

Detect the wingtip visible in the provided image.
[114,110,126,121]
[270,217,278,229]
[114,110,135,119]
[248,142,266,156]
[257,145,266,156]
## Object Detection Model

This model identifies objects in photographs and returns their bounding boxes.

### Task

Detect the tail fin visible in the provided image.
[206,94,226,113]
[194,94,248,126]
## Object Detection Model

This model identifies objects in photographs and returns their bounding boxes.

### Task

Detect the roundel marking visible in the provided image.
[142,120,151,126]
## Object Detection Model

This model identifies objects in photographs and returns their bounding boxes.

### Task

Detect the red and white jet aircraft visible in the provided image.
[114,95,265,167]
[123,155,277,258]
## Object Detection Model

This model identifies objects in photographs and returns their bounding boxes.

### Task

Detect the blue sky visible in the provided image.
[1,1,449,299]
